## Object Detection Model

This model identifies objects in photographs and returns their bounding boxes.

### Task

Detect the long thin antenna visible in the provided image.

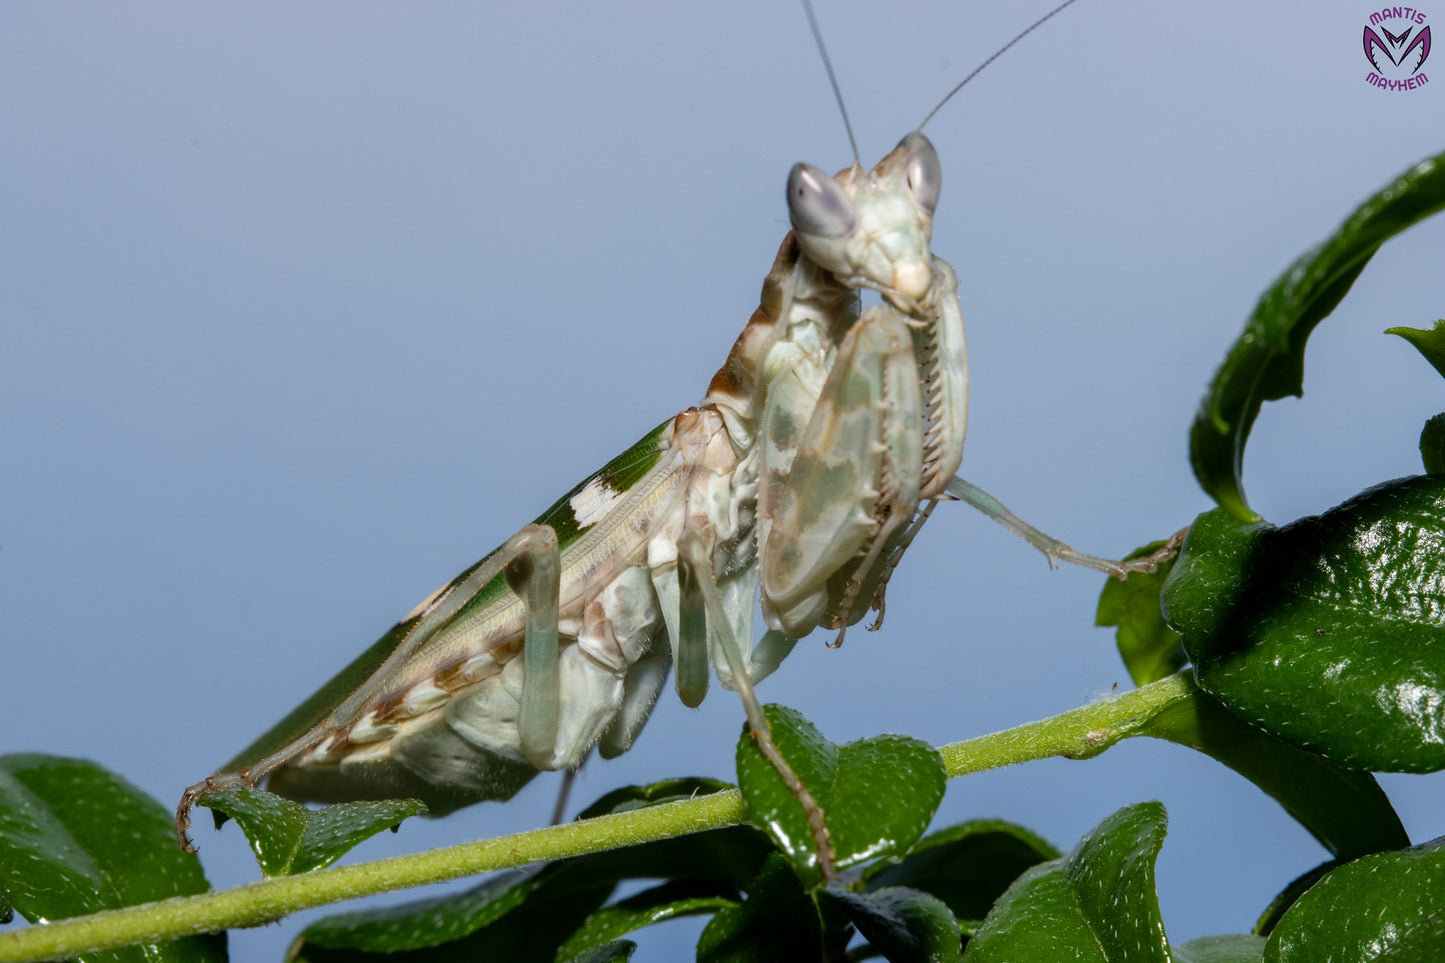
[802,0,861,169]
[916,0,1083,131]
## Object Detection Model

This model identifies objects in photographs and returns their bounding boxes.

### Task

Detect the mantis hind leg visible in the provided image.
[175,523,563,851]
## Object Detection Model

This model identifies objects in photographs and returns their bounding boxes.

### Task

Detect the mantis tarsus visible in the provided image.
[175,0,1172,873]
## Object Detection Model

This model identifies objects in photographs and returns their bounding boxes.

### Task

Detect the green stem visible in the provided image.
[0,672,1196,963]
[939,669,1197,776]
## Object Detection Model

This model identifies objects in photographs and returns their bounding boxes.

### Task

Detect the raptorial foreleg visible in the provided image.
[760,306,926,642]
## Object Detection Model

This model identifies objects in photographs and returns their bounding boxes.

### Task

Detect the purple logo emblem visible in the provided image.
[1364,7,1432,90]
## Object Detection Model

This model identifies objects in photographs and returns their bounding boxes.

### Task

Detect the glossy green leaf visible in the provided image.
[199,787,425,876]
[1190,151,1445,521]
[736,705,946,881]
[566,824,772,894]
[1417,413,1445,475]
[1253,861,1337,937]
[291,864,612,962]
[567,941,635,963]
[1387,320,1445,381]
[556,880,735,962]
[1174,934,1266,963]
[290,780,771,963]
[1163,477,1445,772]
[0,754,222,963]
[697,853,822,963]
[820,884,961,963]
[1096,541,1188,685]
[962,802,1170,963]
[295,869,545,954]
[573,777,734,819]
[1265,838,1445,961]
[862,820,1060,928]
[567,780,772,891]
[1139,690,1406,860]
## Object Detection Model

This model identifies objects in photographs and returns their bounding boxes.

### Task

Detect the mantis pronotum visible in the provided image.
[173,2,1172,869]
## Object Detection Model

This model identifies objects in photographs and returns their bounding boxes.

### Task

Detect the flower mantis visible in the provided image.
[175,1,1170,873]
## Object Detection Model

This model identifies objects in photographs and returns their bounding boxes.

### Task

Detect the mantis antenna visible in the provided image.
[801,0,861,170]
[802,0,1085,160]
[918,0,1084,131]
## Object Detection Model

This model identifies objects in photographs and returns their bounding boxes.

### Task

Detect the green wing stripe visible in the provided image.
[539,419,671,544]
[451,418,671,620]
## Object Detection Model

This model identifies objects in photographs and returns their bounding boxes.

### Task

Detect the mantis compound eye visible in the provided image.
[787,162,858,239]
[899,131,941,215]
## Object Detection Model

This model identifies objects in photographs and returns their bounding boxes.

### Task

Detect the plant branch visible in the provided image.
[0,672,1196,963]
[939,669,1197,776]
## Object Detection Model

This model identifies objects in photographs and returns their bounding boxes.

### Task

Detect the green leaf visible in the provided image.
[1385,325,1445,474]
[291,863,613,962]
[565,780,772,892]
[567,941,636,963]
[1387,320,1445,381]
[556,880,735,962]
[962,801,1171,963]
[567,824,772,894]
[697,853,822,963]
[1253,861,1337,937]
[291,780,771,963]
[1174,934,1267,963]
[1162,476,1445,772]
[1096,541,1188,685]
[1418,413,1445,475]
[0,754,222,963]
[199,787,425,876]
[573,777,734,819]
[1265,838,1445,961]
[1190,151,1445,521]
[862,820,1060,929]
[735,704,946,881]
[1138,690,1406,860]
[820,884,961,963]
[295,869,545,954]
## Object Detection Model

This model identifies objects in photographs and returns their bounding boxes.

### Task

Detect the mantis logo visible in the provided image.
[1363,7,1431,90]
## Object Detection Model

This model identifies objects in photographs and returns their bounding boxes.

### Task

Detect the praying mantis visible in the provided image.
[173,2,1173,867]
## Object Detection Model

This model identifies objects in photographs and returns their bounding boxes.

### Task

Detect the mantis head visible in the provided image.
[786,131,941,310]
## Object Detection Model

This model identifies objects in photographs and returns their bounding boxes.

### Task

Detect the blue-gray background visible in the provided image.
[4,1,1443,957]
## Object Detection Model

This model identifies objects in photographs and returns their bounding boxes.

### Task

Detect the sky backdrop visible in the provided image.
[4,1,1445,957]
